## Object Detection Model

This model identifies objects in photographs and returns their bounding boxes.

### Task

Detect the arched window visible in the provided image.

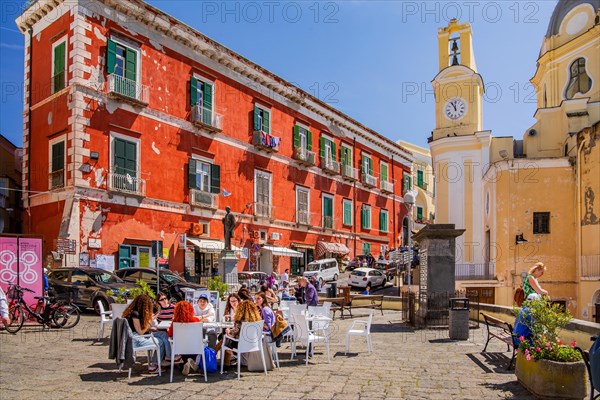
[565,58,592,99]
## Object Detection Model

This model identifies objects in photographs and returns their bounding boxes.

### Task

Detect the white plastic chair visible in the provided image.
[220,321,267,380]
[308,305,331,334]
[345,310,374,354]
[218,299,227,322]
[289,303,307,319]
[170,322,207,382]
[111,303,128,320]
[97,300,112,341]
[291,314,330,365]
[279,300,296,321]
[129,332,162,379]
[267,339,280,368]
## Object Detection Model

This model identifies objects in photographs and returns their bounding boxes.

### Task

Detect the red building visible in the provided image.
[16,0,413,278]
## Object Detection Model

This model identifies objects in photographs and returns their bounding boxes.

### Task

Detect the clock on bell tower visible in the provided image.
[431,19,484,141]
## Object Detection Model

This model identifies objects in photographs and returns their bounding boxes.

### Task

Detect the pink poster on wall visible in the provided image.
[0,236,43,305]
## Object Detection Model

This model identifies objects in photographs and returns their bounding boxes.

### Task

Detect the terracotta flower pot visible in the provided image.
[515,350,588,399]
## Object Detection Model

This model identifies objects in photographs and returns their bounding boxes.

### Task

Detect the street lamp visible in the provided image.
[403,191,416,292]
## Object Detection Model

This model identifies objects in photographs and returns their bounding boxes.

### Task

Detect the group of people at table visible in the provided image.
[121,275,322,375]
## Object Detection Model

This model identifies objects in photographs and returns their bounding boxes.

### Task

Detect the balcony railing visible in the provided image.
[293,147,316,166]
[191,104,223,132]
[253,131,280,152]
[50,170,65,190]
[320,157,340,175]
[189,189,218,209]
[254,202,274,219]
[52,71,66,94]
[323,215,333,229]
[362,173,377,188]
[341,164,358,181]
[381,180,394,193]
[455,263,495,280]
[107,74,149,105]
[297,209,311,225]
[581,255,600,279]
[417,181,429,190]
[107,171,146,196]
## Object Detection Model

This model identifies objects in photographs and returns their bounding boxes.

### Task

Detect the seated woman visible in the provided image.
[254,292,275,341]
[222,298,261,366]
[223,293,241,322]
[260,285,279,307]
[523,262,549,300]
[167,301,201,375]
[122,294,173,373]
[156,292,174,322]
[193,294,217,348]
[278,281,296,301]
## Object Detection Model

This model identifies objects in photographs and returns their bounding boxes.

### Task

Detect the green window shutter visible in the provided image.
[331,142,337,161]
[368,158,373,175]
[203,82,213,111]
[54,42,65,74]
[293,125,300,148]
[323,197,332,217]
[210,164,220,194]
[118,245,132,269]
[51,141,64,172]
[360,155,365,174]
[362,242,370,255]
[417,170,424,187]
[381,164,388,182]
[188,158,197,189]
[125,140,137,177]
[253,106,261,130]
[340,148,346,166]
[408,176,412,190]
[106,39,116,74]
[307,130,312,151]
[417,207,423,220]
[343,201,352,225]
[320,137,326,158]
[114,138,136,176]
[262,109,270,133]
[125,47,136,82]
[361,206,367,229]
[403,174,409,193]
[190,77,198,106]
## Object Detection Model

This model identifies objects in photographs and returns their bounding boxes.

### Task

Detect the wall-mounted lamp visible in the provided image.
[515,233,528,244]
[80,163,92,173]
[90,151,99,161]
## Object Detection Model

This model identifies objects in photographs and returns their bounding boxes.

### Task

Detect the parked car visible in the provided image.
[237,271,268,292]
[374,260,398,281]
[303,258,340,284]
[115,267,205,302]
[48,267,137,314]
[348,267,386,289]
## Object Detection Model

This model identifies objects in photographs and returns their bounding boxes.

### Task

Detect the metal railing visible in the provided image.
[581,255,600,279]
[293,147,316,165]
[50,170,65,189]
[189,189,217,208]
[320,157,340,174]
[254,201,274,218]
[455,263,495,280]
[107,74,149,104]
[381,180,394,193]
[341,164,358,180]
[362,173,377,188]
[323,215,333,229]
[417,181,428,190]
[52,71,66,94]
[191,104,223,131]
[297,209,311,225]
[253,131,280,152]
[107,171,146,196]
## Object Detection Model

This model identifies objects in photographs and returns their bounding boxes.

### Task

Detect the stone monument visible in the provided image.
[219,206,238,280]
[411,224,465,327]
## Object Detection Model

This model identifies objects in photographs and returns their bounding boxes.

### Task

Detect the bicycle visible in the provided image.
[5,284,80,334]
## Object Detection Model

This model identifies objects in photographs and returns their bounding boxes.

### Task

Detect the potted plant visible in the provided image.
[514,297,586,399]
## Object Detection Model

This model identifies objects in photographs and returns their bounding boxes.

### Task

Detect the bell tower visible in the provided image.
[432,19,484,141]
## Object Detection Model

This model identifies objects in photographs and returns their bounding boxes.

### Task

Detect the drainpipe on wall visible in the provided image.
[26,28,33,234]
[576,135,588,314]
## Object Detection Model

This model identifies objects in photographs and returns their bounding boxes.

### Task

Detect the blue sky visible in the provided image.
[0,1,557,149]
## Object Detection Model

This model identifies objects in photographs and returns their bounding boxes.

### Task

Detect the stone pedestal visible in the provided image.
[219,250,238,282]
[412,224,465,327]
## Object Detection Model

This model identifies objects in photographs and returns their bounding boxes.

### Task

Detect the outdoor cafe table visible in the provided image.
[156,321,234,330]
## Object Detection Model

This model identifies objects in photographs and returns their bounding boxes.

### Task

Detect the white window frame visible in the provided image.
[363,204,372,229]
[321,133,334,162]
[193,73,216,113]
[191,154,214,193]
[109,35,142,84]
[296,185,310,224]
[380,209,389,232]
[109,131,141,177]
[255,103,271,134]
[342,198,353,226]
[362,153,373,174]
[48,134,66,189]
[322,193,334,228]
[341,143,352,166]
[254,169,272,207]
[51,35,68,93]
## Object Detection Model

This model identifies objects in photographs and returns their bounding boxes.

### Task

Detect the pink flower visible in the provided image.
[556,338,563,345]
[536,347,541,352]
[526,354,532,361]
[525,349,530,356]
[546,342,551,349]
[519,336,525,341]
[570,340,577,348]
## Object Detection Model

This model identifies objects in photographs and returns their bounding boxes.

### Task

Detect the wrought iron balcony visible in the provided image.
[362,173,377,188]
[253,131,280,152]
[52,71,66,94]
[49,170,65,190]
[323,215,333,229]
[191,104,223,132]
[189,189,218,209]
[417,181,429,190]
[341,164,358,181]
[293,147,316,166]
[107,74,149,105]
[455,263,495,280]
[296,209,312,225]
[381,180,394,194]
[254,202,274,219]
[320,157,340,175]
[107,171,146,197]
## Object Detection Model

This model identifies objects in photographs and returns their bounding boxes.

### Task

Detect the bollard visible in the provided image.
[449,298,469,340]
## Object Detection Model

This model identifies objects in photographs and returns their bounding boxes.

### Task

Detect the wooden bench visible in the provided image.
[319,297,351,319]
[480,312,516,369]
[350,295,384,316]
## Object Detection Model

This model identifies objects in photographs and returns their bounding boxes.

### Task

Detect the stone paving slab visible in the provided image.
[0,310,532,399]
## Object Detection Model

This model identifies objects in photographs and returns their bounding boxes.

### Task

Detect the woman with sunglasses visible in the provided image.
[156,293,175,322]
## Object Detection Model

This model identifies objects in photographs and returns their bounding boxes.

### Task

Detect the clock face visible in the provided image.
[444,98,467,120]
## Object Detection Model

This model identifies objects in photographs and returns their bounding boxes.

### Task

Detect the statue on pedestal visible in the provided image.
[222,206,235,250]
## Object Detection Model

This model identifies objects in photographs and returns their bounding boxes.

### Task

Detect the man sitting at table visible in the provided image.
[300,277,319,306]
[193,294,217,348]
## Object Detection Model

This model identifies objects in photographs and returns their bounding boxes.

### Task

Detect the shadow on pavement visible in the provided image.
[465,352,514,374]
[370,323,413,333]
[482,381,533,399]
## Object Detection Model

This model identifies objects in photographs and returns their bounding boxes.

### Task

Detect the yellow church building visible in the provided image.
[429,1,599,321]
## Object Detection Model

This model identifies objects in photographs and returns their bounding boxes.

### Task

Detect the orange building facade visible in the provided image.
[16,0,413,278]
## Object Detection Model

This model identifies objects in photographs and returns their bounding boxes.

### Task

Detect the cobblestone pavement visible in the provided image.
[0,310,533,400]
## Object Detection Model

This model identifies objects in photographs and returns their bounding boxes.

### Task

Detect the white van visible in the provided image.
[303,258,340,284]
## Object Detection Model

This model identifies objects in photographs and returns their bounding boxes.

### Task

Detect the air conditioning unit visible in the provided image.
[270,232,281,240]
[191,223,204,235]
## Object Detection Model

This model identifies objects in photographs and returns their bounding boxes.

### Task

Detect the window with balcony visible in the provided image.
[51,37,67,94]
[403,172,413,194]
[320,136,338,173]
[343,199,353,226]
[416,206,423,221]
[253,105,270,134]
[188,158,220,208]
[106,38,147,103]
[380,209,388,232]
[361,154,376,187]
[293,125,314,164]
[340,145,357,180]
[417,170,424,188]
[49,138,65,190]
[361,204,371,229]
[190,77,221,130]
[322,194,333,229]
[110,135,144,196]
[296,186,310,225]
[380,162,388,183]
[565,58,592,100]
[255,170,272,218]
[533,212,550,234]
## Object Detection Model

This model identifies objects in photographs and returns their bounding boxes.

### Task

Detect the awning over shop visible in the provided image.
[261,245,303,258]
[187,238,241,253]
[315,241,350,259]
[290,242,314,250]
